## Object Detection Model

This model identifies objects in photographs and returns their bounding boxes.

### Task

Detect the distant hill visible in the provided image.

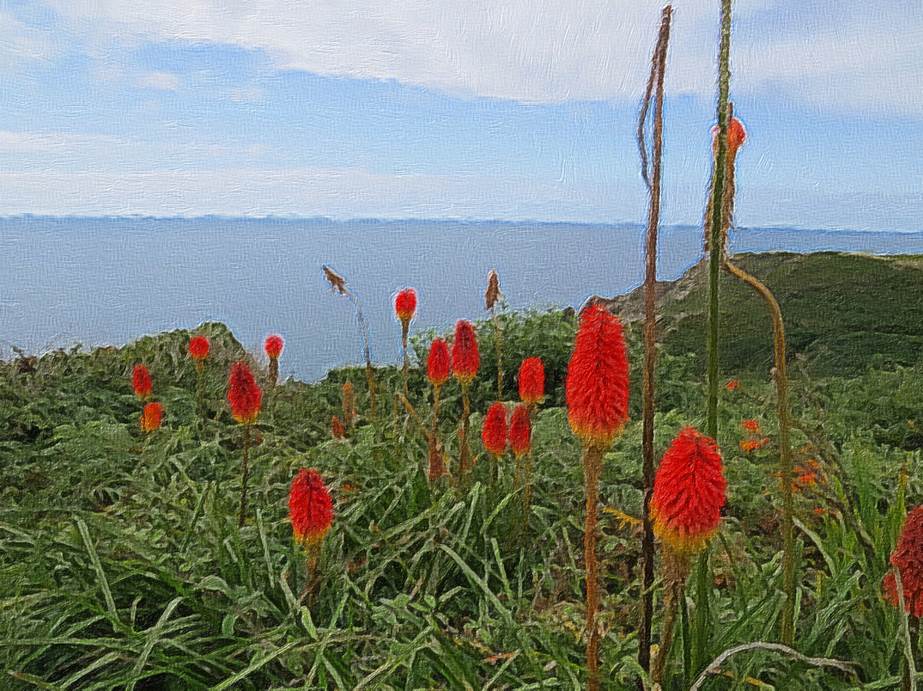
[606,252,923,376]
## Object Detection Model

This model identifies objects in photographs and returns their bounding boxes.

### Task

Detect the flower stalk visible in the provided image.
[636,4,672,675]
[698,0,733,670]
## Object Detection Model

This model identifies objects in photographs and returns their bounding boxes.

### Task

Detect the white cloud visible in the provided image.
[0,130,127,154]
[136,71,181,90]
[37,0,923,110]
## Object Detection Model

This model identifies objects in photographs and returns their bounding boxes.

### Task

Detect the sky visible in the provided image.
[1,0,921,230]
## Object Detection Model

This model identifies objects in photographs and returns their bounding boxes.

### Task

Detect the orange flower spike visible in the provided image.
[451,320,480,384]
[140,401,163,433]
[227,361,262,424]
[518,357,545,406]
[884,505,923,616]
[394,288,417,325]
[288,468,334,548]
[426,338,450,387]
[565,305,630,450]
[132,364,153,400]
[725,378,740,392]
[482,402,508,457]
[188,335,210,361]
[651,427,727,555]
[509,404,532,458]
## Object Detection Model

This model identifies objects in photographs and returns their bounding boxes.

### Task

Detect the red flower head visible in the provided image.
[188,335,210,361]
[288,468,334,548]
[509,404,532,458]
[264,334,284,360]
[394,288,417,324]
[741,418,761,433]
[712,116,747,157]
[651,427,727,555]
[451,320,480,385]
[227,361,262,424]
[518,357,545,406]
[427,338,451,387]
[482,402,508,457]
[331,415,346,440]
[725,379,740,392]
[140,401,163,433]
[565,305,630,449]
[132,364,153,400]
[883,505,923,616]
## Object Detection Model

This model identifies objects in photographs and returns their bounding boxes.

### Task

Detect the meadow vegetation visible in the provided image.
[1,253,921,689]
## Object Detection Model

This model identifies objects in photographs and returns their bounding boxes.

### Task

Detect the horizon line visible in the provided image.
[2,213,922,235]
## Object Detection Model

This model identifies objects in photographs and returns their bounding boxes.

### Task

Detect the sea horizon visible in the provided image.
[4,216,923,381]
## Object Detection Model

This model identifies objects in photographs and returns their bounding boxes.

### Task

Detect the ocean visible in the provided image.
[3,216,923,381]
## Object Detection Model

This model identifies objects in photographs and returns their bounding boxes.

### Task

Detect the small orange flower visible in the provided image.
[739,437,770,453]
[140,401,163,433]
[741,419,761,434]
[725,379,740,392]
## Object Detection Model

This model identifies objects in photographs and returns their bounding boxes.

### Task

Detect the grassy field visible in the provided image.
[1,252,922,689]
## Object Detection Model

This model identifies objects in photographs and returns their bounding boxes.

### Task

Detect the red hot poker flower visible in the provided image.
[518,357,545,406]
[288,468,334,548]
[264,334,284,360]
[427,338,451,387]
[451,320,480,384]
[651,427,727,555]
[509,404,532,458]
[227,361,262,424]
[140,401,163,433]
[132,364,153,400]
[482,402,508,457]
[565,305,630,449]
[883,505,923,616]
[394,288,417,324]
[725,379,740,392]
[188,335,210,361]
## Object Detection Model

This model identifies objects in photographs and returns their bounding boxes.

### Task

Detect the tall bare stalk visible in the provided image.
[583,446,603,691]
[696,0,733,672]
[323,265,377,420]
[637,5,672,675]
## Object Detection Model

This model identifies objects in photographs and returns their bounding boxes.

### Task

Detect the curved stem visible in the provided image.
[724,255,796,644]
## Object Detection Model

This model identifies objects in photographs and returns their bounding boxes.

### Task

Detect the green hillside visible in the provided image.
[611,252,923,376]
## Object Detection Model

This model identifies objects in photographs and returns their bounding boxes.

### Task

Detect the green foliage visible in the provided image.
[2,254,923,688]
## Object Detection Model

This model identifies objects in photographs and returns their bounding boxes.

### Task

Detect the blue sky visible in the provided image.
[1,0,921,230]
